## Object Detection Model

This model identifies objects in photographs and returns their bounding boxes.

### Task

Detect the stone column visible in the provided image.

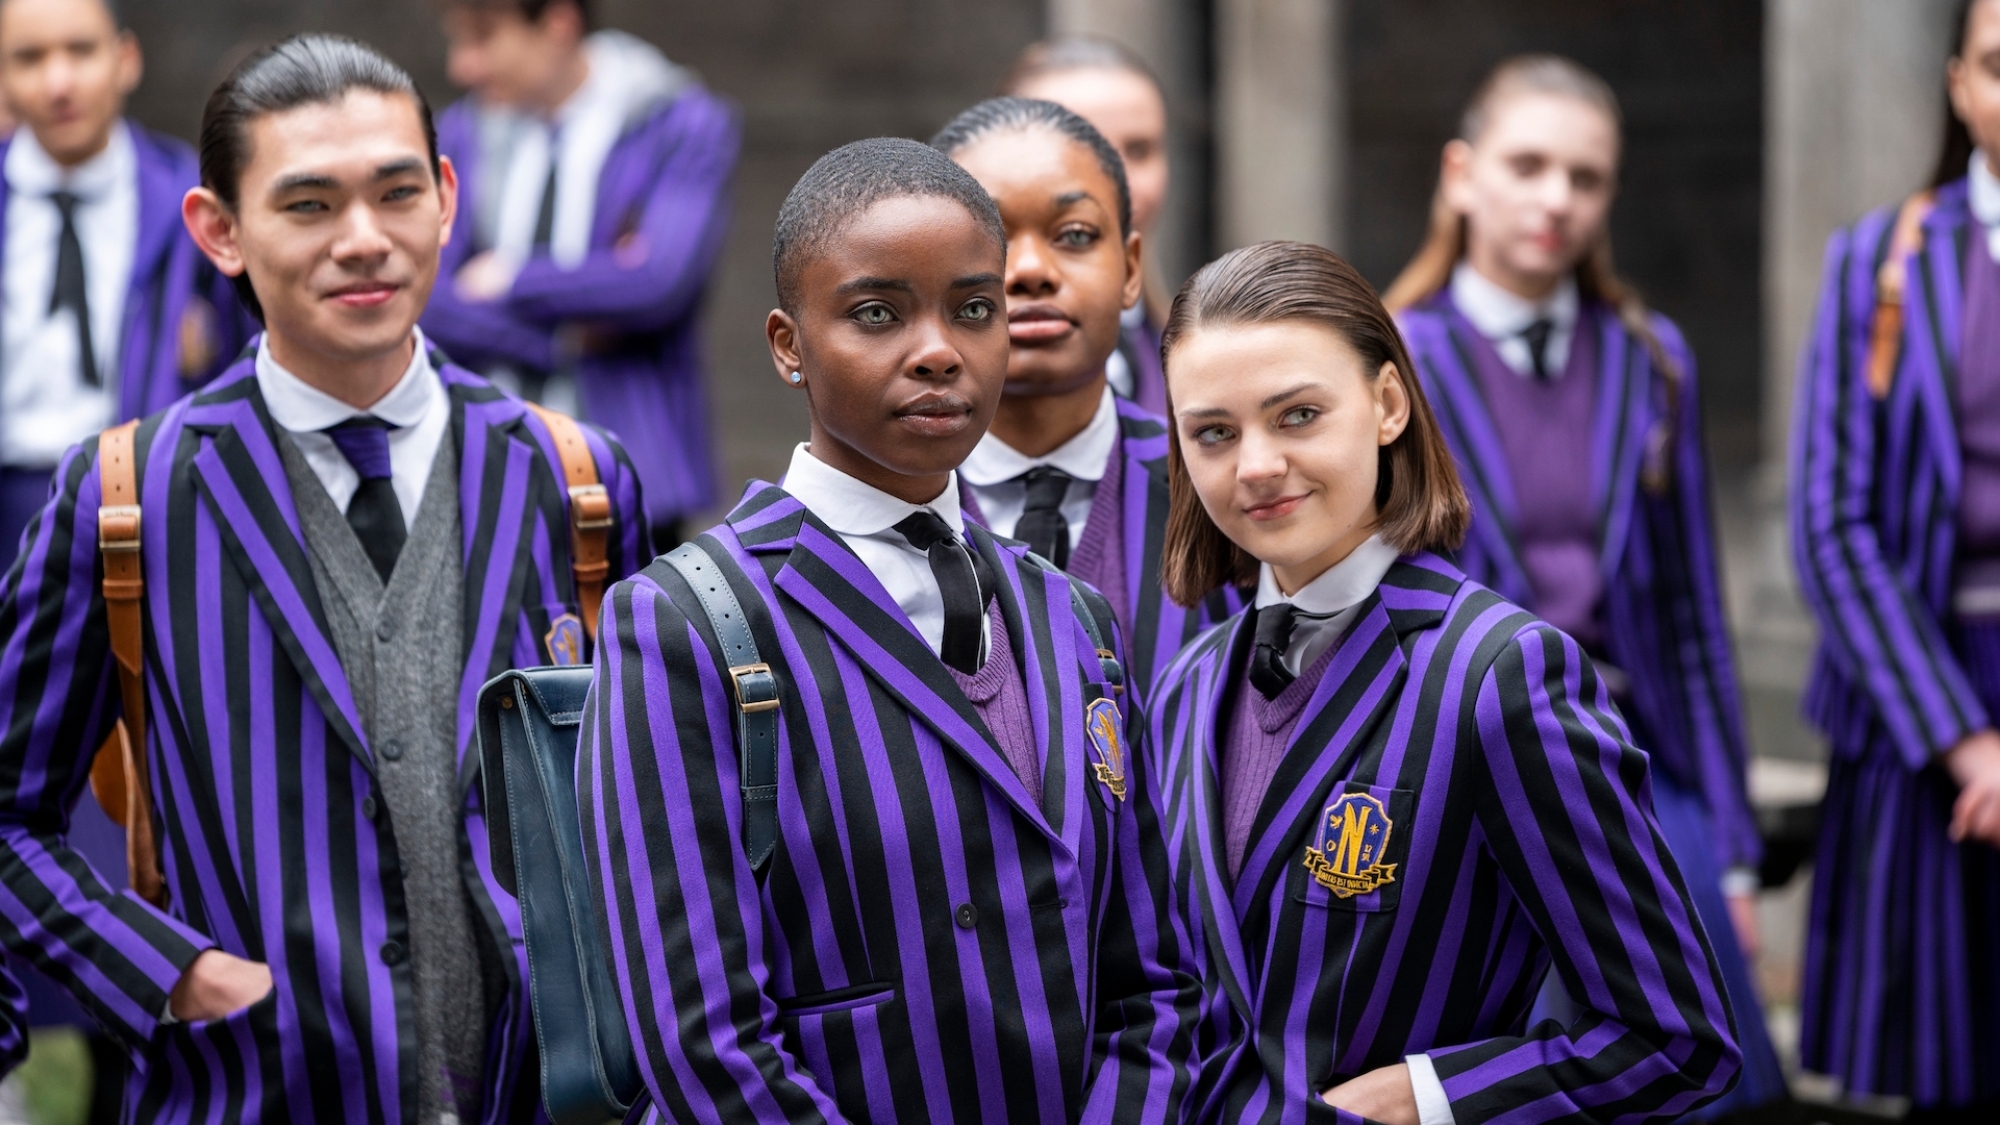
[1213,0,1344,252]
[1047,0,1212,285]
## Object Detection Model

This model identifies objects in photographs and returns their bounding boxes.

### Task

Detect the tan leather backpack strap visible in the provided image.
[93,420,166,907]
[1867,189,1937,400]
[526,403,611,642]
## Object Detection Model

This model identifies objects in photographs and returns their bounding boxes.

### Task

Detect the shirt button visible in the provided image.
[379,940,405,966]
[361,795,378,821]
[954,903,978,930]
[376,621,394,643]
[381,739,404,762]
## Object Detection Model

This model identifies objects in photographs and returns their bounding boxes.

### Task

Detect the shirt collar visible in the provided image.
[782,443,966,539]
[5,119,133,201]
[1449,260,1578,340]
[256,329,440,434]
[958,387,1119,486]
[1971,149,2000,231]
[1254,533,1401,616]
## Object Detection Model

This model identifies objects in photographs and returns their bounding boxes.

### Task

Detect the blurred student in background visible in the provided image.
[934,97,1241,703]
[0,0,245,1107]
[427,0,738,552]
[1004,36,1173,416]
[1383,54,1784,1119]
[1791,1,2000,1118]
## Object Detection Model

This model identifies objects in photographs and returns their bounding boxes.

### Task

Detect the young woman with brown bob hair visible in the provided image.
[1147,240,1740,1124]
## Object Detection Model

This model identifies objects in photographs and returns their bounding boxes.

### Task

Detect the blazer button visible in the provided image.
[379,940,405,966]
[376,621,394,643]
[381,739,404,762]
[361,795,378,821]
[954,903,978,930]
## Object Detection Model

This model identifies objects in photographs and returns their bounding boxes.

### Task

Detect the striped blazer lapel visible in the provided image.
[1182,613,1258,1027]
[1590,312,1651,582]
[1229,595,1409,922]
[766,505,1062,846]
[184,387,373,768]
[1906,198,1972,503]
[1428,308,1531,596]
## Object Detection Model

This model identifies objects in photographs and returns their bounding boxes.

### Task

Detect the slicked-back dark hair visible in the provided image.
[772,137,1004,315]
[436,0,595,32]
[1937,0,1983,189]
[199,34,440,322]
[931,96,1132,237]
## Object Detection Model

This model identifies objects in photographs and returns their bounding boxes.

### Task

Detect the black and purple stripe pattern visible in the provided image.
[0,352,647,1122]
[1150,554,1740,1124]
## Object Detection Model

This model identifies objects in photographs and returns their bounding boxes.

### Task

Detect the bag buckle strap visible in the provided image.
[568,484,614,531]
[98,505,142,552]
[730,663,780,714]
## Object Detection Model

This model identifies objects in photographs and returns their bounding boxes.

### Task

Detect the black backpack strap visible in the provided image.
[662,542,781,871]
[1010,540,1124,696]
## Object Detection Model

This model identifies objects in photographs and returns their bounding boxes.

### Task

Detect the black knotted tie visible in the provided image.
[1014,466,1073,568]
[894,510,990,675]
[49,191,98,387]
[1249,603,1300,700]
[323,417,406,582]
[1520,317,1555,382]
[531,157,558,251]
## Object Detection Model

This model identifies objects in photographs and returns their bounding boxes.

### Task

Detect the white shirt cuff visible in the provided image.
[1720,866,1762,898]
[1405,1053,1456,1125]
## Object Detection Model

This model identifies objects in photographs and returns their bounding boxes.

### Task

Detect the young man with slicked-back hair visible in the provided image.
[426,0,738,551]
[0,33,648,1124]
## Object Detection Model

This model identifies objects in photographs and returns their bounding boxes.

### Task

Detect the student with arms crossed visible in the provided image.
[0,35,646,1123]
[425,0,738,551]
[580,137,1201,1123]
[1382,56,1784,1117]
[932,97,1239,705]
[1792,1,2000,1117]
[1148,241,1739,1124]
[1003,37,1172,416]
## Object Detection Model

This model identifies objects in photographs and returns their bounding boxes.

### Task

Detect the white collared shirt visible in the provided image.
[1968,150,2000,262]
[1254,534,1401,676]
[959,387,1117,550]
[1103,303,1147,399]
[1449,261,1580,380]
[1,122,137,468]
[782,444,990,661]
[482,31,685,272]
[256,330,449,527]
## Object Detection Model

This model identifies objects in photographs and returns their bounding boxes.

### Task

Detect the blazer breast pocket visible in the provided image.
[1293,782,1415,914]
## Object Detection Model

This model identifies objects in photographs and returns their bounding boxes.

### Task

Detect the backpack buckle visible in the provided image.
[729,663,780,714]
[568,484,614,531]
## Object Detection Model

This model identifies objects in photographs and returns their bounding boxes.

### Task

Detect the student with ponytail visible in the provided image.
[1791,1,2000,1117]
[1386,55,1784,1118]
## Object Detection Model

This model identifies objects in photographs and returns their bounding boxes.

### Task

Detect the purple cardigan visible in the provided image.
[1400,297,1761,870]
[0,125,249,423]
[425,87,740,525]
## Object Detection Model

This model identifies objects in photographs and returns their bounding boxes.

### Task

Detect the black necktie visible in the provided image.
[532,158,558,251]
[1014,467,1073,568]
[1520,318,1555,382]
[323,418,406,582]
[1249,603,1300,700]
[895,510,989,675]
[49,191,99,387]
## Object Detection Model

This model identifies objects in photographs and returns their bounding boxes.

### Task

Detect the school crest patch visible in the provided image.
[1304,791,1398,898]
[1086,696,1127,802]
[544,613,586,666]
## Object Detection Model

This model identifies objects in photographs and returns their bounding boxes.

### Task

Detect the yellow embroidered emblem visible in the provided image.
[544,613,585,666]
[1086,696,1127,801]
[1304,792,1398,898]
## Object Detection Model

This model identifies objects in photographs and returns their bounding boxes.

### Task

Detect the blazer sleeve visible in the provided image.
[1426,623,1741,1125]
[503,92,740,332]
[580,572,852,1124]
[421,229,559,374]
[1790,223,1987,767]
[1650,329,1761,870]
[0,441,215,1046]
[1078,606,1205,1124]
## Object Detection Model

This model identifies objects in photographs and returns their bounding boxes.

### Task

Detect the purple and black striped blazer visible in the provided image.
[963,398,1244,709]
[425,85,740,527]
[1791,178,1990,768]
[0,351,647,1123]
[580,482,1203,1123]
[1150,554,1741,1124]
[1398,300,1760,870]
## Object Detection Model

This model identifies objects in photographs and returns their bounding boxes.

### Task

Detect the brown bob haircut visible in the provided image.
[1159,241,1471,608]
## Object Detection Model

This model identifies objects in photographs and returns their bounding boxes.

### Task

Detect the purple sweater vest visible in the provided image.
[950,602,1042,803]
[1219,628,1347,880]
[1959,236,2000,563]
[1464,306,1604,650]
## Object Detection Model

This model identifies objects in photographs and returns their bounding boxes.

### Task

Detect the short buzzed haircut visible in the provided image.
[772,137,1005,315]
